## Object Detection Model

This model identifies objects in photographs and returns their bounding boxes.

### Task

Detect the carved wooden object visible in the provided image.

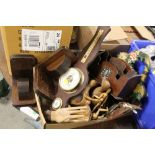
[10,55,37,106]
[45,105,91,123]
[34,47,78,100]
[51,27,111,110]
[97,57,141,99]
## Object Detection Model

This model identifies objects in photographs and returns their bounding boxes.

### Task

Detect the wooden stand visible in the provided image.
[10,55,37,106]
[34,47,78,100]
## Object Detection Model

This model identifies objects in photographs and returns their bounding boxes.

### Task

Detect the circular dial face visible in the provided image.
[52,98,62,110]
[59,68,82,91]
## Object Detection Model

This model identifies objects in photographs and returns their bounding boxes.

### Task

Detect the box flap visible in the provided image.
[86,26,128,42]
[78,26,129,49]
[104,26,128,42]
[134,26,155,41]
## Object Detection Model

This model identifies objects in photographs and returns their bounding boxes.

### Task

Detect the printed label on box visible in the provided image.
[22,29,62,51]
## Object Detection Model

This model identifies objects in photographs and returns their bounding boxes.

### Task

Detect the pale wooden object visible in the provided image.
[48,106,91,123]
[92,88,111,120]
[92,78,110,102]
[93,107,109,120]
[70,80,98,106]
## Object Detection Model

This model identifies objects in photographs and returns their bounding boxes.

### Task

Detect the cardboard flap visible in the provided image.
[134,26,155,41]
[104,26,128,42]
[85,26,128,42]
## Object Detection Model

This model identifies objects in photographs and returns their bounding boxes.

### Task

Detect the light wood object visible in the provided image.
[46,105,91,123]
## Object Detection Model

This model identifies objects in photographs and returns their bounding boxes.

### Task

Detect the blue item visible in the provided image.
[136,71,155,129]
[129,40,155,129]
[129,40,155,53]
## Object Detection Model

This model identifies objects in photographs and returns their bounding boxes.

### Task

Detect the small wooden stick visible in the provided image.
[92,107,108,120]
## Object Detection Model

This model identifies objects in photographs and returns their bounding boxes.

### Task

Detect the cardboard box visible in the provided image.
[0,26,73,75]
[0,33,12,85]
[78,26,155,50]
[36,44,133,129]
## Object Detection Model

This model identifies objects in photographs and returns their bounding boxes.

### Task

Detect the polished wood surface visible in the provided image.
[98,57,141,99]
[54,27,111,108]
[11,55,37,106]
[34,47,78,100]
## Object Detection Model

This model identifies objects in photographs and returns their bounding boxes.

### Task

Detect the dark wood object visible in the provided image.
[97,57,141,99]
[10,55,37,106]
[34,47,78,100]
[52,26,111,109]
